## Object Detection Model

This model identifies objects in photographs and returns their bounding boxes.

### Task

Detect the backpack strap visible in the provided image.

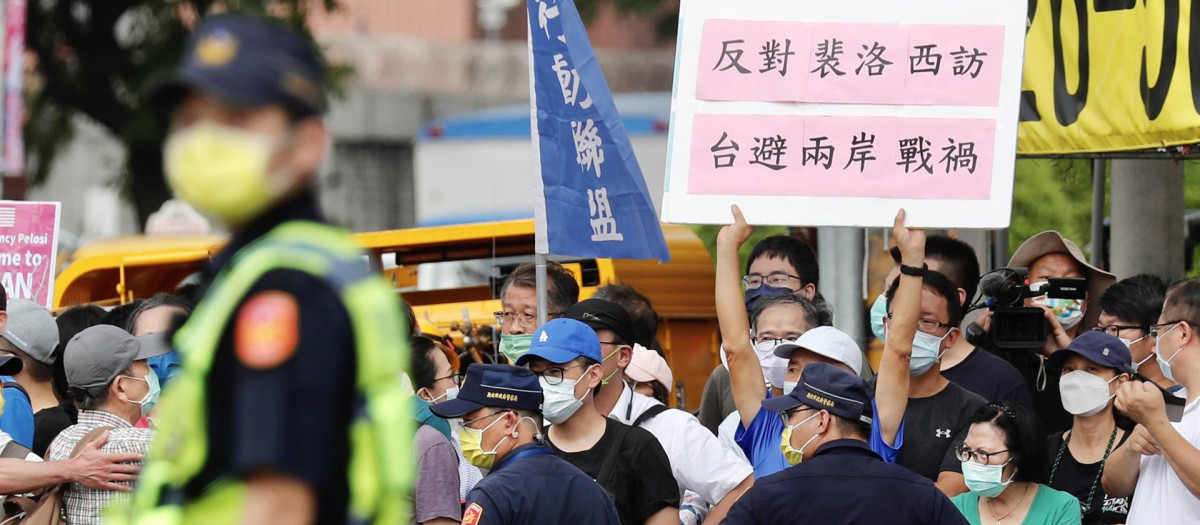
[3,381,29,402]
[595,422,633,490]
[70,426,116,459]
[632,404,670,428]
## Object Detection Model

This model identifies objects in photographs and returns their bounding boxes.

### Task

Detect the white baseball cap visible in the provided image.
[772,326,863,376]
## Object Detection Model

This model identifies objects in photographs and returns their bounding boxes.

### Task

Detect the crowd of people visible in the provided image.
[407,205,1200,525]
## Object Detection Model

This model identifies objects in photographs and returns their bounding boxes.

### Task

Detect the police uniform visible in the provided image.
[113,14,410,525]
[723,363,968,525]
[430,364,621,525]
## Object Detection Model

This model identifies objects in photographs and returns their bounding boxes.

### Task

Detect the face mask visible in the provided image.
[1133,351,1155,370]
[783,380,798,394]
[499,334,533,364]
[459,413,510,469]
[909,330,951,376]
[961,459,1015,498]
[599,347,623,387]
[750,340,792,389]
[121,369,162,417]
[745,284,793,311]
[164,121,291,224]
[870,294,888,340]
[1119,335,1148,349]
[780,412,821,465]
[1031,296,1085,331]
[540,367,594,424]
[1156,324,1182,382]
[1059,370,1120,417]
[430,386,459,403]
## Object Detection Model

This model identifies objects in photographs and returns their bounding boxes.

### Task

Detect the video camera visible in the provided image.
[964,267,1087,349]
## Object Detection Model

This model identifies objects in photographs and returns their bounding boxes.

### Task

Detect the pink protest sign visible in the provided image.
[696,20,1006,107]
[0,201,60,308]
[687,113,995,199]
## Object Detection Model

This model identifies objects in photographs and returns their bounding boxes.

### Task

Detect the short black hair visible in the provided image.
[885,270,963,328]
[750,293,833,333]
[500,262,580,316]
[1164,278,1200,328]
[101,300,143,333]
[54,305,107,415]
[889,236,980,308]
[834,416,871,440]
[410,336,442,391]
[746,236,820,288]
[593,283,658,349]
[401,300,418,338]
[969,402,1044,483]
[1100,274,1168,329]
[127,293,193,334]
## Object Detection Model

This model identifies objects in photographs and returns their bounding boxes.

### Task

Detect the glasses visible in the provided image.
[531,364,587,385]
[754,335,801,345]
[886,313,953,335]
[434,372,460,386]
[742,272,802,289]
[955,445,1010,465]
[493,311,564,328]
[1150,320,1187,339]
[1093,324,1148,338]
[463,411,506,429]
[780,407,815,425]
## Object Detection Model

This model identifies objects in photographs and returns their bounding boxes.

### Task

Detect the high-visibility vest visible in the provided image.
[110,220,412,525]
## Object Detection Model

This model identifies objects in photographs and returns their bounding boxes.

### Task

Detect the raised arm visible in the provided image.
[875,209,925,446]
[716,205,769,429]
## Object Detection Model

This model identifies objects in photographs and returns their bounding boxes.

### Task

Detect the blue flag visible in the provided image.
[526,0,670,262]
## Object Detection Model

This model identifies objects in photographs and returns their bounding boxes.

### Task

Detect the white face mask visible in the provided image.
[751,340,792,389]
[430,386,459,403]
[1059,370,1120,417]
[539,366,595,424]
[783,380,798,395]
[1156,324,1183,382]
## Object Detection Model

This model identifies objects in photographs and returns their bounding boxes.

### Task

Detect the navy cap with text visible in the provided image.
[149,13,327,116]
[1047,330,1132,373]
[430,364,543,418]
[763,362,873,424]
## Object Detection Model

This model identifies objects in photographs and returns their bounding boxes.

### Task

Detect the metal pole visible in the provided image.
[535,253,549,326]
[1090,159,1105,267]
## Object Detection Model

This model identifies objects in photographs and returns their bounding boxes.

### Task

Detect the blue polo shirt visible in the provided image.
[0,376,34,448]
[462,442,620,525]
[734,394,903,479]
[723,439,968,525]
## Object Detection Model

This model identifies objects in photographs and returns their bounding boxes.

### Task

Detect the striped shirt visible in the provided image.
[47,410,153,525]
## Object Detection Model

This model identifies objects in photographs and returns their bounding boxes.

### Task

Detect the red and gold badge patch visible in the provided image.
[234,291,300,369]
[462,503,483,525]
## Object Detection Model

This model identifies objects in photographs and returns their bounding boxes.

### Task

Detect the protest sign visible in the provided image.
[662,0,1028,228]
[0,201,59,308]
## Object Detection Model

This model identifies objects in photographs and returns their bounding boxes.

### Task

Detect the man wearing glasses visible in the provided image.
[494,262,580,364]
[1096,274,1173,391]
[429,363,619,525]
[1104,278,1200,525]
[723,362,967,525]
[516,319,679,525]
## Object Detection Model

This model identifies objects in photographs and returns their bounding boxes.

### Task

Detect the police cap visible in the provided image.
[763,362,873,424]
[430,363,543,418]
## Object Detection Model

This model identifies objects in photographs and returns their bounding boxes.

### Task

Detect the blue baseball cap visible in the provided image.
[429,364,543,418]
[150,13,326,116]
[515,318,603,366]
[763,362,873,424]
[1047,330,1133,373]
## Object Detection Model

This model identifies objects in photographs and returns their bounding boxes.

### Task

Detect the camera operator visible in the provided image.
[974,231,1116,435]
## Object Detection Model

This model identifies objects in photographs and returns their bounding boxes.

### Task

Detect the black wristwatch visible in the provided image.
[899,263,928,277]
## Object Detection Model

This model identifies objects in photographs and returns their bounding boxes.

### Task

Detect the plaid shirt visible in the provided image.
[47,410,154,525]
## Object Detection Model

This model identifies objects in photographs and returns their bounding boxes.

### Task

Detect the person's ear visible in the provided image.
[944,327,961,350]
[816,410,831,435]
[583,362,603,389]
[112,376,131,404]
[0,311,9,334]
[957,288,968,307]
[618,345,633,369]
[800,283,817,300]
[416,387,434,403]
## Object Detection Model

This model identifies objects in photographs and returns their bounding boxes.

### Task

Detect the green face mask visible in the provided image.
[499,334,533,364]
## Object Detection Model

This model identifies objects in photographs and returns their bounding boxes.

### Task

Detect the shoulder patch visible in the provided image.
[462,502,483,525]
[235,291,300,369]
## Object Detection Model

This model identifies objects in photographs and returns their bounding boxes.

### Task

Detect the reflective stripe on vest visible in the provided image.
[111,221,412,525]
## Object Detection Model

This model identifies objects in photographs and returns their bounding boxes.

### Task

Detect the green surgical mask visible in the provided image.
[499,334,533,364]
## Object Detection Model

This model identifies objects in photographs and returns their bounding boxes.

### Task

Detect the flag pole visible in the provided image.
[535,253,549,326]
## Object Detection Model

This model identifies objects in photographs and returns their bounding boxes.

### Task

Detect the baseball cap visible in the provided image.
[763,362,873,424]
[1,299,60,365]
[64,325,172,396]
[564,299,637,347]
[430,364,543,418]
[1047,330,1133,373]
[149,13,327,116]
[625,344,673,392]
[515,318,603,366]
[0,355,21,376]
[1008,231,1116,330]
[772,326,864,376]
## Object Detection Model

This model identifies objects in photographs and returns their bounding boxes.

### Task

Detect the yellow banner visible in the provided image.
[1019,0,1200,154]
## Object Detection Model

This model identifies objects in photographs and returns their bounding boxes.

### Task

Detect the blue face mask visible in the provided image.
[870,294,888,340]
[909,330,951,376]
[745,284,793,311]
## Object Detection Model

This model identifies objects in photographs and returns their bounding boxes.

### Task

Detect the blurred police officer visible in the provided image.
[724,363,968,525]
[430,364,620,525]
[113,13,410,525]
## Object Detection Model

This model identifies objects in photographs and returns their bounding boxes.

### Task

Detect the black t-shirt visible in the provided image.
[549,418,679,525]
[1042,430,1132,525]
[943,347,1033,409]
[997,349,1072,434]
[33,405,75,457]
[897,382,988,482]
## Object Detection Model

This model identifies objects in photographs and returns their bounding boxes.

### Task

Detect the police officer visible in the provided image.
[430,364,620,525]
[723,363,968,525]
[113,12,409,525]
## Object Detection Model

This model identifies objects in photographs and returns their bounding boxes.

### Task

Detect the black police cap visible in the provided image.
[430,363,544,419]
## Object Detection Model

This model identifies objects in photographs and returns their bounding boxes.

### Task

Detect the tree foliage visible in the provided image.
[25,0,340,228]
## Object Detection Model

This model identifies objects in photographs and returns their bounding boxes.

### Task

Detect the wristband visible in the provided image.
[899,263,928,277]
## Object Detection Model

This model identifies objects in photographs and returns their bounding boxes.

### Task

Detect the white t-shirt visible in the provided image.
[1128,389,1200,525]
[608,383,753,506]
[718,411,751,464]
